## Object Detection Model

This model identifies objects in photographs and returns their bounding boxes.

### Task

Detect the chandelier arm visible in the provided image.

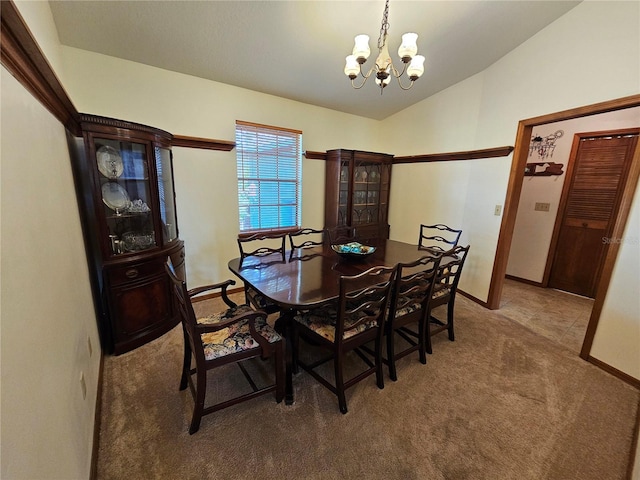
[351,70,373,89]
[389,62,407,79]
[394,76,416,90]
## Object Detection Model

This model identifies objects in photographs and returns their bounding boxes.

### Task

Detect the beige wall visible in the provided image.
[1,67,101,479]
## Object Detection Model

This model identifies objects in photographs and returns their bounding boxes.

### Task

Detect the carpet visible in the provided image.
[96,294,639,479]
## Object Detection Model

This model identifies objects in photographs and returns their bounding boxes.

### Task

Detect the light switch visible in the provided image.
[494,205,502,216]
[535,202,550,212]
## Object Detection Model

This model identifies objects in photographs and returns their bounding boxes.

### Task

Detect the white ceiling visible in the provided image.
[49,0,581,120]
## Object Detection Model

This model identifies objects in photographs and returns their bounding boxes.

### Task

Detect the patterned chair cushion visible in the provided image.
[293,305,378,343]
[197,304,282,361]
[432,284,452,299]
[393,300,423,318]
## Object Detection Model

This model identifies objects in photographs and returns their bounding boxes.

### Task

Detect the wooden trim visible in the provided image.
[457,289,488,308]
[586,356,640,389]
[172,135,235,151]
[237,226,300,239]
[89,351,105,480]
[393,146,514,164]
[304,150,328,160]
[504,275,544,288]
[0,0,80,135]
[236,120,302,135]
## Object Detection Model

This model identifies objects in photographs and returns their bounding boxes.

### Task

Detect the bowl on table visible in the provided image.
[331,241,376,260]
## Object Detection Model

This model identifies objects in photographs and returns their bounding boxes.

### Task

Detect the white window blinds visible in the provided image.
[235,121,302,232]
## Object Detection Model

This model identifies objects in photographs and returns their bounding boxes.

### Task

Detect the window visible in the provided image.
[235,121,302,232]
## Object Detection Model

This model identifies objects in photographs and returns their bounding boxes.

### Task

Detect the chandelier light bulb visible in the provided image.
[407,55,425,79]
[352,34,371,62]
[344,55,360,78]
[398,33,418,61]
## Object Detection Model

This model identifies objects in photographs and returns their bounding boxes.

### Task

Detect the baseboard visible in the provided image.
[90,351,105,480]
[191,286,245,303]
[586,355,640,389]
[457,289,488,308]
[505,274,545,287]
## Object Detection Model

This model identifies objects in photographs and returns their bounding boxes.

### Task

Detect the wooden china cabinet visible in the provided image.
[324,149,393,243]
[74,114,185,354]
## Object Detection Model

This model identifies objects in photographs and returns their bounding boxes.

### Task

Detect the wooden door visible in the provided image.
[548,129,638,297]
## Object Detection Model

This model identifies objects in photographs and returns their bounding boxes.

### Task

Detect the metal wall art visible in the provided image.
[529,129,564,160]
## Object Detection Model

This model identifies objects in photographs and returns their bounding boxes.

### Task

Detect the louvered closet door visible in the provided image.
[548,132,638,298]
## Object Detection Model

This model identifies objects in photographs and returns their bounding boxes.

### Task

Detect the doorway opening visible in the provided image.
[487,94,640,361]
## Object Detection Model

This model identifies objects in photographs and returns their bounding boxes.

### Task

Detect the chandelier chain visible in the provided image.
[377,0,390,50]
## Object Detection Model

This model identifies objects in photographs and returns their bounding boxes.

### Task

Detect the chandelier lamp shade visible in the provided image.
[344,0,425,93]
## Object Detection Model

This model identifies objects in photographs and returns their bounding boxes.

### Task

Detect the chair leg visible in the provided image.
[447,298,456,342]
[375,334,385,390]
[334,352,348,414]
[418,315,427,365]
[425,316,433,355]
[387,328,398,382]
[274,340,285,403]
[180,328,190,391]
[189,366,207,435]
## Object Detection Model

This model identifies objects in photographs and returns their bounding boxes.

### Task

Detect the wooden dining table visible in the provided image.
[228,239,444,404]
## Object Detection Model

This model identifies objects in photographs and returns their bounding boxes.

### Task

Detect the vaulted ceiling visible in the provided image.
[49,1,581,120]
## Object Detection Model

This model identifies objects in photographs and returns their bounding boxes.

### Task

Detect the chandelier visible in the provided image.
[344,0,425,93]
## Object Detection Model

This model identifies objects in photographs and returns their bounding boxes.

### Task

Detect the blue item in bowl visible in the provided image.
[331,242,376,260]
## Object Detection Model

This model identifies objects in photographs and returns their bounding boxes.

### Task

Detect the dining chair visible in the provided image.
[418,223,463,252]
[165,259,285,434]
[288,227,326,249]
[237,232,287,314]
[427,244,470,353]
[291,265,396,414]
[385,252,442,382]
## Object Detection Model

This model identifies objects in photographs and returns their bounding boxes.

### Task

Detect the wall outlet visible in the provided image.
[535,202,551,212]
[494,205,502,216]
[80,372,87,400]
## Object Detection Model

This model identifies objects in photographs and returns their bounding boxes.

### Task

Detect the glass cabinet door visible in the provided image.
[155,147,178,243]
[96,138,156,256]
[338,161,350,226]
[351,162,382,226]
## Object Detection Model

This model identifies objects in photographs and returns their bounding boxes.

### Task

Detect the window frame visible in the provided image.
[235,120,303,235]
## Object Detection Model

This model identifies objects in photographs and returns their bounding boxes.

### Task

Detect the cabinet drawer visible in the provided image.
[106,260,163,286]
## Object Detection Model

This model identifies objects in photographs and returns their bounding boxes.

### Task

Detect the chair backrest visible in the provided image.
[437,244,470,291]
[237,232,286,263]
[388,252,442,320]
[335,265,396,343]
[418,224,462,252]
[288,228,326,250]
[165,258,203,362]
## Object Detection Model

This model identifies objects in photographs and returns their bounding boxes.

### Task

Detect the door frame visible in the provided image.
[542,128,640,295]
[486,94,640,362]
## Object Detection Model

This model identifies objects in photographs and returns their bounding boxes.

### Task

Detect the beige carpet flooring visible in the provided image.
[95,290,639,479]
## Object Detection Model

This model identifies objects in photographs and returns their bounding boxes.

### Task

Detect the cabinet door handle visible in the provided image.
[582,222,589,228]
[125,268,139,279]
